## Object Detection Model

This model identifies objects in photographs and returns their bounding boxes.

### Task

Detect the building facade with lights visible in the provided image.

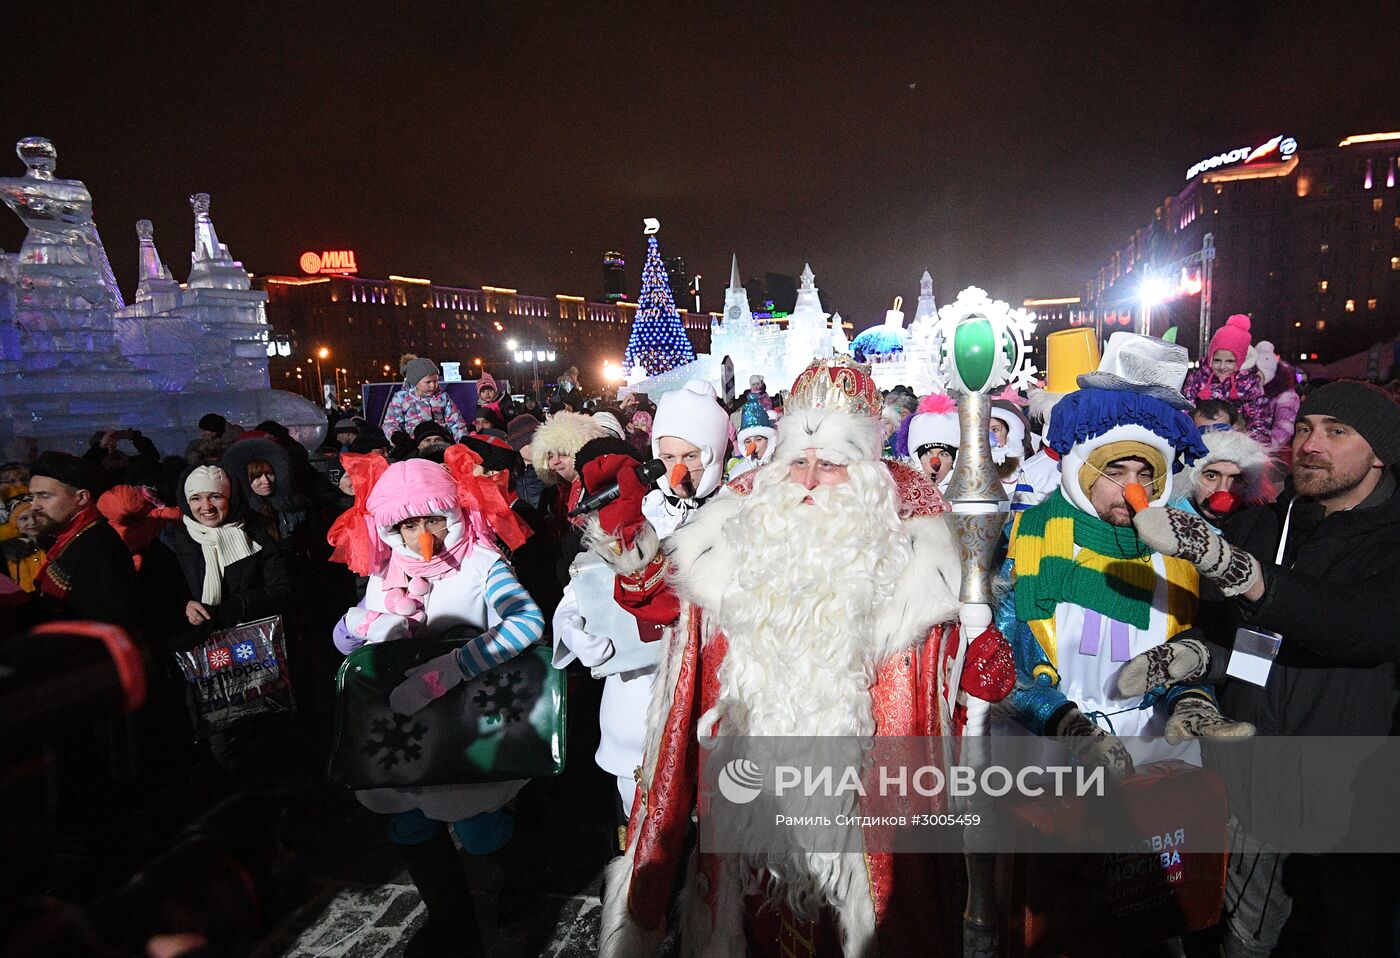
[602,251,628,303]
[255,273,712,401]
[1081,131,1400,364]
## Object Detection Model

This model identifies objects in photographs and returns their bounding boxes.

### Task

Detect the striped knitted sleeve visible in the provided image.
[455,558,545,677]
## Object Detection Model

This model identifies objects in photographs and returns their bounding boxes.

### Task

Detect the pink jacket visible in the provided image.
[1268,389,1300,449]
[1181,367,1271,444]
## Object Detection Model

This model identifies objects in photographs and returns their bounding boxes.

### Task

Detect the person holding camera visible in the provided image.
[84,428,162,489]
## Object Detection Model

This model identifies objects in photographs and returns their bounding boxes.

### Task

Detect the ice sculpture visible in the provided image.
[0,138,325,455]
[624,256,832,400]
[624,261,979,399]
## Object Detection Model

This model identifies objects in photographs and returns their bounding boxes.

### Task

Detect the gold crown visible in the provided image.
[787,358,881,419]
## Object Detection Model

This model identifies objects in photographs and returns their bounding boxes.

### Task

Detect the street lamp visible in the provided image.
[511,343,557,402]
[314,347,330,402]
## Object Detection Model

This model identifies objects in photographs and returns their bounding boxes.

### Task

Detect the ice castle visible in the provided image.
[626,257,851,398]
[0,137,325,455]
[626,259,957,398]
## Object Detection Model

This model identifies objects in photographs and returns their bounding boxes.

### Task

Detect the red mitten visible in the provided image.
[616,553,680,629]
[585,454,648,547]
[959,625,1016,703]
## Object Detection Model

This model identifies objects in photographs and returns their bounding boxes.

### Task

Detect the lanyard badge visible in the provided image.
[1225,500,1295,688]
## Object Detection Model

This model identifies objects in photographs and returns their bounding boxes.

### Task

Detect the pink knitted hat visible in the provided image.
[478,370,498,391]
[1209,315,1252,364]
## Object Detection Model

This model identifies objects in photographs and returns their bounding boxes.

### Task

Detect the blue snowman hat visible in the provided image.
[739,392,771,431]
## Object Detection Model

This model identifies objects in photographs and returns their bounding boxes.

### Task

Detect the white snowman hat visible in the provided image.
[651,379,731,498]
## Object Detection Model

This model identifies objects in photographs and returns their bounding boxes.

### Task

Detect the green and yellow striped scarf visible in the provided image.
[1010,489,1160,630]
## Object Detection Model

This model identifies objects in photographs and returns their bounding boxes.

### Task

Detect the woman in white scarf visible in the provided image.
[181,465,261,624]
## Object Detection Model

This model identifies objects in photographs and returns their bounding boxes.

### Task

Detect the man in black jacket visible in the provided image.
[25,452,137,632]
[1119,380,1400,956]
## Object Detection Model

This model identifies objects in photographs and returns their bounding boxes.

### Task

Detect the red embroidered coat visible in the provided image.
[605,462,1015,955]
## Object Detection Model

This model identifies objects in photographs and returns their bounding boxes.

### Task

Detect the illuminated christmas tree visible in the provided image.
[625,235,696,377]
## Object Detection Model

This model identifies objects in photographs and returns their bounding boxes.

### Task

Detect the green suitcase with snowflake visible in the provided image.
[328,639,566,789]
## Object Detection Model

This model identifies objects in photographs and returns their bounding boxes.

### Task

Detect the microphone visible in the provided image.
[568,458,666,517]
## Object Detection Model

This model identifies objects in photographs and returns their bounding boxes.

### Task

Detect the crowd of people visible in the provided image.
[5,316,1399,956]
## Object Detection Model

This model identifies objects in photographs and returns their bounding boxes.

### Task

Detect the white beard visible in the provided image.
[713,460,910,738]
[704,459,913,920]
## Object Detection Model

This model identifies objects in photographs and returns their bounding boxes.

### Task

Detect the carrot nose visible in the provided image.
[744,439,757,457]
[1124,483,1150,513]
[669,463,691,490]
[417,530,436,561]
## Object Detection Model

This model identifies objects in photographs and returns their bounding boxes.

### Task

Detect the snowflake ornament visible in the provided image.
[472,668,528,724]
[930,286,1038,395]
[363,714,428,770]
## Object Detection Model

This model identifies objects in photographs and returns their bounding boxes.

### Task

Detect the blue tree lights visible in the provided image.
[625,235,696,376]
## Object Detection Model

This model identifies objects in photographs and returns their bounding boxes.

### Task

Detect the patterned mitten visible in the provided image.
[1054,706,1136,781]
[1132,506,1262,596]
[1116,638,1210,697]
[1164,695,1256,746]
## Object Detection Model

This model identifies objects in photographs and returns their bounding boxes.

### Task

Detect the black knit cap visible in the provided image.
[413,421,455,445]
[1298,380,1400,466]
[506,414,539,451]
[198,413,227,433]
[348,433,390,454]
[32,451,102,495]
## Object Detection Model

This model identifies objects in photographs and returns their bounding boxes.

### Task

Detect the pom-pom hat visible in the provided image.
[1208,315,1253,365]
[904,393,960,458]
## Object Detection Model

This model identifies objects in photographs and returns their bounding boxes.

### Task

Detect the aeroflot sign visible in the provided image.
[1186,135,1298,180]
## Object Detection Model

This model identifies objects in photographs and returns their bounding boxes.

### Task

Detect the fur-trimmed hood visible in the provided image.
[1180,428,1277,503]
[529,411,606,485]
[221,437,299,512]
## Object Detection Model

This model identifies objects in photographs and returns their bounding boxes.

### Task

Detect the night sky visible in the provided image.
[4,1,1397,330]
